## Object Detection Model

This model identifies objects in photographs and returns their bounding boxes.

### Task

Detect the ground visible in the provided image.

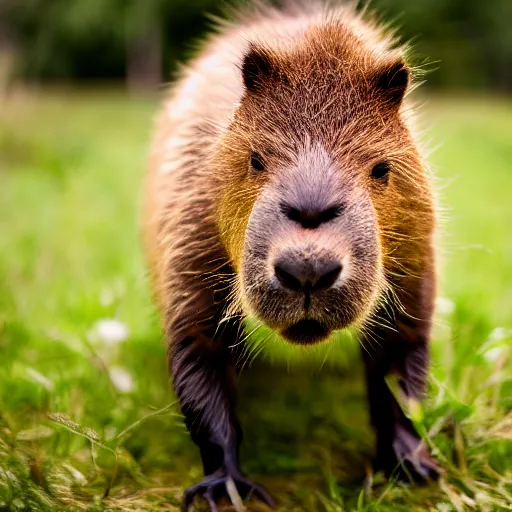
[0,89,511,511]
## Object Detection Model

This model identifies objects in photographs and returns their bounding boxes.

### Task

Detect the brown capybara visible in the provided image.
[143,1,439,509]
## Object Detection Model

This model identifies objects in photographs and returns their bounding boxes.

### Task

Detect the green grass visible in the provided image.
[0,88,511,511]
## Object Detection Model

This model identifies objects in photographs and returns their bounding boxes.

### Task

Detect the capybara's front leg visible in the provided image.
[361,304,440,482]
[170,327,274,511]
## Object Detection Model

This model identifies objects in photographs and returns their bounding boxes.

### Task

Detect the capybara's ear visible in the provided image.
[375,60,410,107]
[242,44,279,92]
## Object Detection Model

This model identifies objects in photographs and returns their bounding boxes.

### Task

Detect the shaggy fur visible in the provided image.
[143,1,438,510]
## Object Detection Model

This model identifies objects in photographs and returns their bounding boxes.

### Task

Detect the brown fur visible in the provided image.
[143,2,438,509]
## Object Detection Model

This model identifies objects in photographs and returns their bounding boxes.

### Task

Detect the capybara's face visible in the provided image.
[216,44,428,344]
[240,143,383,344]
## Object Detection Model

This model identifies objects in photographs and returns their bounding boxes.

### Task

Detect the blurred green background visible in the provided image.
[0,1,512,511]
[1,0,512,91]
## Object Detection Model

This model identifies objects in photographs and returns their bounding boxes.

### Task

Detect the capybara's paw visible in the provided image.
[379,424,441,483]
[182,470,275,511]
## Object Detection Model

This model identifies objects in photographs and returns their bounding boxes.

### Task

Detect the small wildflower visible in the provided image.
[484,346,506,363]
[90,318,129,345]
[109,366,134,393]
[482,327,510,362]
[488,326,510,342]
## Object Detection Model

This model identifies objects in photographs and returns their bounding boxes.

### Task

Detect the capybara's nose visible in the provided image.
[280,202,344,229]
[274,256,342,292]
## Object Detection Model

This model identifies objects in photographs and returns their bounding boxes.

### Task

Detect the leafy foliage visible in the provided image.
[2,0,512,89]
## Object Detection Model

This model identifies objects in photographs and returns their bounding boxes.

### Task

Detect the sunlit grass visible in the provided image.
[0,89,511,511]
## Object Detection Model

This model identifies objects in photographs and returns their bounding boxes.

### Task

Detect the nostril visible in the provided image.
[280,202,344,229]
[312,262,342,291]
[317,205,344,225]
[281,205,302,224]
[274,257,342,292]
[274,260,304,291]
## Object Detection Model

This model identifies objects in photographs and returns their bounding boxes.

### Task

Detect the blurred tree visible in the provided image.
[6,0,223,90]
[374,0,512,90]
[0,0,17,91]
[3,0,512,91]
[8,0,125,80]
[124,1,164,93]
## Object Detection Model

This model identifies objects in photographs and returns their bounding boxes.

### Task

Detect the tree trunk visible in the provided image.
[126,24,163,95]
[0,0,17,94]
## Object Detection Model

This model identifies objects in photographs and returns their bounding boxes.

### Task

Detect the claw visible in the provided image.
[238,477,275,508]
[182,472,274,511]
[251,482,275,508]
[400,448,441,482]
[204,489,218,512]
[388,425,441,483]
[182,474,224,511]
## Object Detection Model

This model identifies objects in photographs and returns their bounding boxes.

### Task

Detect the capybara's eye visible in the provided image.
[250,152,265,172]
[371,161,391,181]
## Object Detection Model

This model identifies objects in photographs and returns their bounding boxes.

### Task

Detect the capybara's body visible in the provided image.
[143,2,438,510]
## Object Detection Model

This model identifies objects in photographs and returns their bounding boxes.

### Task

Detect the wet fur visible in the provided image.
[143,1,438,509]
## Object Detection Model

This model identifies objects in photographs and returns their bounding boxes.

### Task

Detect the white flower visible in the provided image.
[488,327,510,342]
[477,327,511,363]
[484,346,506,363]
[90,318,129,345]
[436,297,455,315]
[109,366,134,393]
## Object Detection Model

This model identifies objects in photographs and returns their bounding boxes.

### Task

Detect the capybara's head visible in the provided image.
[216,26,431,344]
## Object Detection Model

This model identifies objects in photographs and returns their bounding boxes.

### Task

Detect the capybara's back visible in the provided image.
[143,2,438,510]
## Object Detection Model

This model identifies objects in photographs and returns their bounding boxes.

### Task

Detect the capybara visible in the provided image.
[143,1,439,509]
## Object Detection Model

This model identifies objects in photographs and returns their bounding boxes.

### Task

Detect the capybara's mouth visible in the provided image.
[280,319,331,345]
